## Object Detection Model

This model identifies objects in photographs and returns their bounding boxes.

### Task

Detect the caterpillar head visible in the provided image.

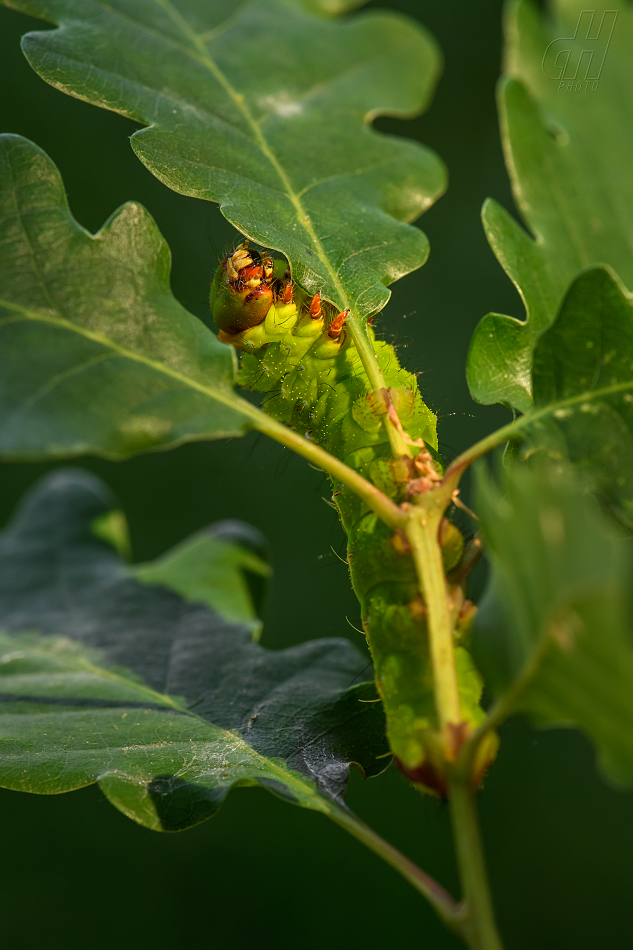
[213,241,352,365]
[210,241,276,334]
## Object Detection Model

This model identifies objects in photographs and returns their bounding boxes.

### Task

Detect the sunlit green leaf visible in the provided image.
[467,0,633,411]
[0,469,389,830]
[7,0,445,337]
[0,133,257,459]
[295,0,368,13]
[512,266,633,529]
[474,461,633,787]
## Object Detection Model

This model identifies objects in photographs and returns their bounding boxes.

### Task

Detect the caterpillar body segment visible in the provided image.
[211,245,496,796]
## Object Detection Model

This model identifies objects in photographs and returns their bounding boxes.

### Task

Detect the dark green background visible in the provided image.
[1,2,632,947]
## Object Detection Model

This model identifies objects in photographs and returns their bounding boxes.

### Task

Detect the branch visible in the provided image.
[405,501,462,731]
[346,314,413,459]
[246,402,407,529]
[329,801,466,935]
[443,379,633,497]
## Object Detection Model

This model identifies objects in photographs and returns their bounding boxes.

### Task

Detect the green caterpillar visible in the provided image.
[211,243,497,795]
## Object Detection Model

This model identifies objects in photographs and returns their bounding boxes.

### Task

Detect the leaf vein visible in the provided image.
[15,352,119,415]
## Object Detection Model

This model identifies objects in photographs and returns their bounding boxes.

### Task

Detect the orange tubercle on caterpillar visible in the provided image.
[309,292,322,320]
[328,309,349,340]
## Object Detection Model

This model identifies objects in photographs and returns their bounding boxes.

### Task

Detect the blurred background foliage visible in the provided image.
[1,1,632,947]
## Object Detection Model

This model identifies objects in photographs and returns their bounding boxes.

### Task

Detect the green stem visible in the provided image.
[442,419,521,495]
[346,313,412,459]
[448,777,504,950]
[443,376,633,496]
[404,492,503,950]
[329,802,466,935]
[346,312,387,393]
[247,403,406,530]
[405,500,462,730]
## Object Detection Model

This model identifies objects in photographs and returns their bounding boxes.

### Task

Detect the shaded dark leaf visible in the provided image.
[0,469,388,830]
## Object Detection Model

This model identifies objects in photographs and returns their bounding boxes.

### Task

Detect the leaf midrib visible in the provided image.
[31,0,412,395]
[449,376,633,480]
[529,379,633,425]
[94,0,360,311]
[1,645,329,806]
[507,379,633,449]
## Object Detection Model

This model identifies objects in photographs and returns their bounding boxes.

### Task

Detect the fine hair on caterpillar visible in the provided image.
[209,238,495,799]
[209,239,436,467]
